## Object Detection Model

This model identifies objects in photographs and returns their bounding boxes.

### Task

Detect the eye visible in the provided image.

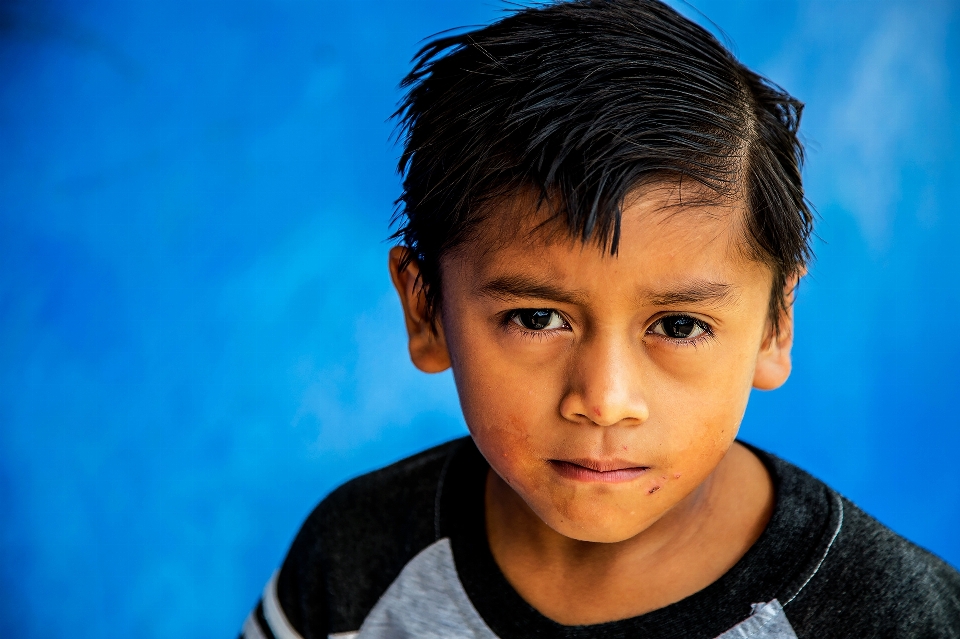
[650,315,710,340]
[511,309,567,331]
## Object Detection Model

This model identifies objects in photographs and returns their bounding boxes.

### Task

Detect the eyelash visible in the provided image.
[646,315,715,348]
[503,309,715,347]
[503,309,571,340]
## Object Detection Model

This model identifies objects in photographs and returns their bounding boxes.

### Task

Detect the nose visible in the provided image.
[559,332,649,427]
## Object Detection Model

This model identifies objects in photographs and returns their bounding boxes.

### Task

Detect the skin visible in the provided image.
[389,183,796,625]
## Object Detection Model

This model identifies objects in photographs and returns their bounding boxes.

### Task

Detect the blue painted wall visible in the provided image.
[0,1,957,636]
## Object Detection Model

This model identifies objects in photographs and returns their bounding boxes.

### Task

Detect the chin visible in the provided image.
[534,498,657,544]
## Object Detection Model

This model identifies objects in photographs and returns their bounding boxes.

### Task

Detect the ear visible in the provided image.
[388,246,452,373]
[752,273,801,391]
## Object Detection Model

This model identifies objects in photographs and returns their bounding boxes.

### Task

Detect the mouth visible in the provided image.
[548,458,650,483]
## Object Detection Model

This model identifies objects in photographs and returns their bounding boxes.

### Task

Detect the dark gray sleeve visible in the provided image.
[785,496,960,638]
[273,440,459,638]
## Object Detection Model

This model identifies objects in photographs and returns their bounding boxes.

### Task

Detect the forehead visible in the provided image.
[437,183,776,313]
[448,182,756,279]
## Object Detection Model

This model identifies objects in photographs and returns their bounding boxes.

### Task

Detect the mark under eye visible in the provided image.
[510,309,567,331]
[650,315,711,341]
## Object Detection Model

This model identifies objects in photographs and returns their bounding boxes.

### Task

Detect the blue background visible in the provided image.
[1,0,958,636]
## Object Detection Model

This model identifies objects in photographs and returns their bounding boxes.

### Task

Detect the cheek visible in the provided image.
[653,328,757,431]
[660,391,746,496]
[447,334,553,484]
[446,307,563,420]
[641,362,752,490]
[469,410,532,465]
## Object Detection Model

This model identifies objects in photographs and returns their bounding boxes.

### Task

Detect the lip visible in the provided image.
[549,458,650,483]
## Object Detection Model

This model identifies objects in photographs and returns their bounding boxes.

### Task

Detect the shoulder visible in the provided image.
[763,454,960,638]
[797,497,960,637]
[276,437,467,638]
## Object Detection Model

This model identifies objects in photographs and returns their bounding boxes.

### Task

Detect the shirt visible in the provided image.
[241,437,960,639]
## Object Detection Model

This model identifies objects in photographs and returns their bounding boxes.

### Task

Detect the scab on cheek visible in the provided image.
[647,485,661,495]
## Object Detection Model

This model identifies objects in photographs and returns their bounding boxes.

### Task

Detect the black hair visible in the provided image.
[392,0,813,333]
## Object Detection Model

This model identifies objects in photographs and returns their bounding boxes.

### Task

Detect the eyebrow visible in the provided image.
[644,280,737,307]
[476,275,588,305]
[478,274,736,308]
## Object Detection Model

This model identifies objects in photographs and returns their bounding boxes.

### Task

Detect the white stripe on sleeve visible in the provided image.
[242,610,268,639]
[263,570,306,639]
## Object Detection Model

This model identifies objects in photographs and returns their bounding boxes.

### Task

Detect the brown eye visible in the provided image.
[652,315,708,339]
[512,309,565,331]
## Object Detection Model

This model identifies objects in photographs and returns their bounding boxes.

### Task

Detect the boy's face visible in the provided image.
[391,184,794,543]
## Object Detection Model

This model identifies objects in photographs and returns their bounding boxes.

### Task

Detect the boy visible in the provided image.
[242,1,960,637]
